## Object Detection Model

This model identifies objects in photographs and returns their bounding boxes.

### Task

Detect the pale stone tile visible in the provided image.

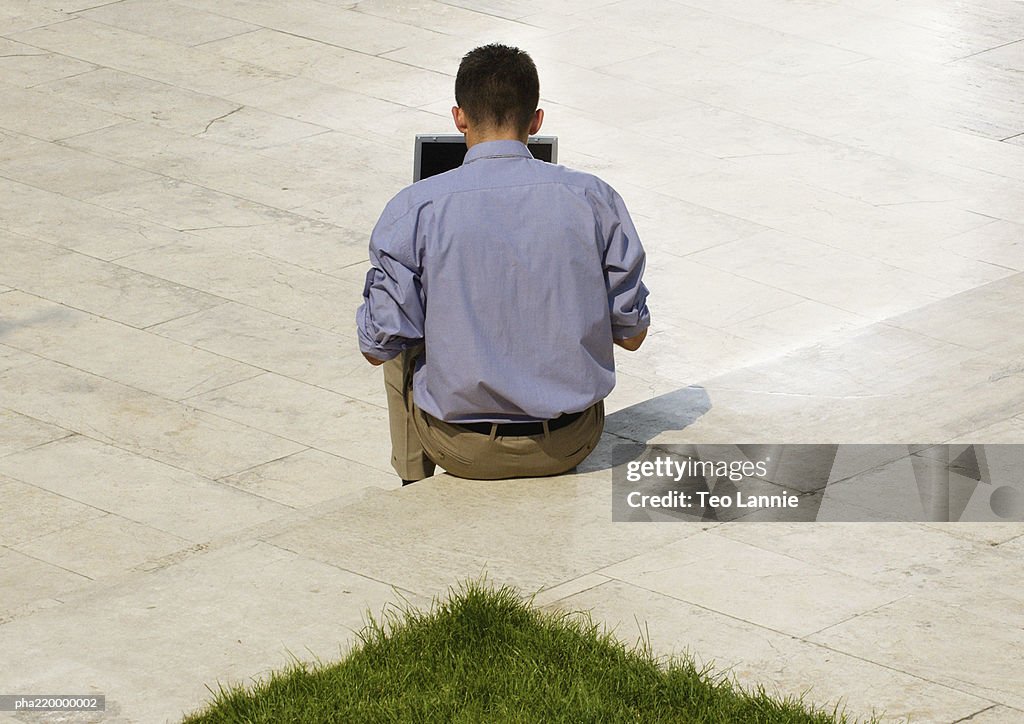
[63,121,343,210]
[269,475,705,597]
[940,220,1024,272]
[218,448,393,508]
[200,27,354,77]
[539,58,689,128]
[822,229,1011,293]
[854,0,1024,44]
[352,0,540,37]
[0,84,126,141]
[834,118,1024,184]
[719,142,970,207]
[711,323,978,398]
[596,385,711,453]
[921,522,1024,547]
[288,181,404,235]
[345,104,454,155]
[0,4,68,35]
[0,230,225,328]
[380,33,488,75]
[85,176,291,231]
[0,548,91,619]
[961,174,1024,227]
[204,28,453,108]
[179,0,445,54]
[560,131,723,191]
[430,0,554,19]
[0,361,305,479]
[0,344,35,374]
[254,131,409,194]
[643,257,802,328]
[599,369,684,417]
[529,572,610,608]
[54,110,242,175]
[184,215,368,274]
[736,35,870,77]
[549,579,994,724]
[613,319,772,386]
[952,706,1024,724]
[0,408,69,459]
[15,514,193,580]
[0,140,160,200]
[599,530,903,637]
[725,300,870,349]
[948,416,1024,445]
[590,183,767,258]
[186,373,392,472]
[0,38,96,87]
[10,19,288,97]
[77,0,260,46]
[0,177,187,260]
[716,522,1024,618]
[809,595,1024,710]
[1000,534,1024,555]
[692,345,1024,446]
[0,435,291,542]
[592,0,850,67]
[506,101,617,146]
[148,303,380,404]
[187,105,329,151]
[771,3,1007,64]
[227,75,406,134]
[0,474,104,547]
[0,292,262,400]
[686,229,952,318]
[34,67,245,136]
[0,127,39,161]
[0,539,425,723]
[635,100,844,160]
[886,273,1024,357]
[529,21,671,69]
[514,9,591,31]
[922,62,1024,141]
[115,235,363,333]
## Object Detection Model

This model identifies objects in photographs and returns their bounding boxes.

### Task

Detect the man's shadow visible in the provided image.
[579,385,712,473]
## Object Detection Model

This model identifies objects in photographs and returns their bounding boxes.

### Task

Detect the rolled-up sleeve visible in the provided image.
[355,199,426,361]
[599,188,651,340]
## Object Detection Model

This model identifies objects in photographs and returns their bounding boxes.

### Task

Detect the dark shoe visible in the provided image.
[401,479,418,486]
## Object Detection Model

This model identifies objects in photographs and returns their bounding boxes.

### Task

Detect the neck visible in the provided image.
[465,126,528,149]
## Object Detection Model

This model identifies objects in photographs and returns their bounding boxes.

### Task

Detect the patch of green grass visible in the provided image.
[184,581,863,723]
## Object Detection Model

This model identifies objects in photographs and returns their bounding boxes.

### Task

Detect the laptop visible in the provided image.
[413,133,558,182]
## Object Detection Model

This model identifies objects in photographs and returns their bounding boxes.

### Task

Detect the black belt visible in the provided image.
[457,410,585,437]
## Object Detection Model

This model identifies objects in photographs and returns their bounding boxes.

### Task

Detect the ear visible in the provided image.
[528,108,544,135]
[452,106,470,134]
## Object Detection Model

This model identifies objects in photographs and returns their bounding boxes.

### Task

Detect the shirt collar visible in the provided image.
[462,140,533,165]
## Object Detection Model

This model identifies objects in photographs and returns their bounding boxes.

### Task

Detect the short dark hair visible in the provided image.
[455,44,539,133]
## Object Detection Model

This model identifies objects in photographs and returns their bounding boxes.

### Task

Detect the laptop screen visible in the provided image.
[413,134,558,182]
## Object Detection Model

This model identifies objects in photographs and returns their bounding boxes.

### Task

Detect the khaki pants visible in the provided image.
[383,348,604,481]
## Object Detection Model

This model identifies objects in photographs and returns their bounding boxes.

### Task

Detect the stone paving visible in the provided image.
[1,1,1023,722]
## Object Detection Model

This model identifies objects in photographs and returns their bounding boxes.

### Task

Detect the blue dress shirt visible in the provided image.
[357,140,650,423]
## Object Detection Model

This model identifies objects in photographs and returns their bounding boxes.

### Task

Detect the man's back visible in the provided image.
[359,139,649,423]
[357,42,648,482]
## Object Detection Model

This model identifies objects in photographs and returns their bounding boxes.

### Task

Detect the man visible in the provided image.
[356,43,650,484]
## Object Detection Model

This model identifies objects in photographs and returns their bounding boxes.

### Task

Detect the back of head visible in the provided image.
[455,44,540,135]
